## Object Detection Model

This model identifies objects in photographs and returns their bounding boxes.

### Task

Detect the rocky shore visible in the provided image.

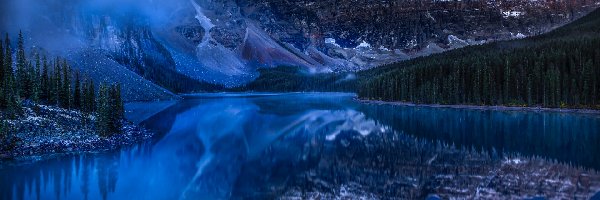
[0,104,153,160]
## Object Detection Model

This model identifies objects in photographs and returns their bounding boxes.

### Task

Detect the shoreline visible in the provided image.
[356,98,600,115]
[0,123,154,162]
[0,104,154,162]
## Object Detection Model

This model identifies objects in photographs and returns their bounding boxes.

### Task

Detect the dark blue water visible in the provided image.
[1,93,599,199]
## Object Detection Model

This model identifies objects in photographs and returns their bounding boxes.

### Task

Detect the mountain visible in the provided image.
[1,0,599,100]
[356,7,600,109]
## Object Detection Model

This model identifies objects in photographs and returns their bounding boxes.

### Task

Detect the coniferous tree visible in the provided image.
[31,53,42,103]
[3,34,21,118]
[110,83,124,132]
[0,37,3,86]
[52,58,61,106]
[3,35,11,103]
[24,60,31,99]
[31,56,40,103]
[73,71,81,110]
[81,78,89,113]
[41,55,49,102]
[526,72,533,106]
[94,82,125,137]
[0,121,9,144]
[503,60,511,104]
[60,59,70,108]
[80,78,96,113]
[96,83,110,137]
[87,79,95,113]
[0,37,4,108]
[16,30,27,99]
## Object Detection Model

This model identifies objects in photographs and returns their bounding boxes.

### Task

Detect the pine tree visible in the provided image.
[60,59,71,108]
[88,79,95,112]
[41,55,49,102]
[48,59,56,105]
[96,83,110,137]
[0,37,4,88]
[0,37,4,108]
[81,78,89,113]
[73,71,81,110]
[527,73,533,106]
[31,54,41,103]
[16,30,27,99]
[110,83,124,132]
[82,79,96,113]
[3,34,21,118]
[0,121,7,142]
[32,53,40,102]
[52,58,61,106]
[3,34,10,108]
[503,60,511,104]
[24,60,31,100]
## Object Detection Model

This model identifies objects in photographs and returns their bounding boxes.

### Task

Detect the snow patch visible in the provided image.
[406,37,418,48]
[504,158,526,165]
[379,45,390,51]
[325,38,341,48]
[513,32,527,39]
[448,35,469,48]
[502,10,524,18]
[355,41,371,50]
[190,0,215,31]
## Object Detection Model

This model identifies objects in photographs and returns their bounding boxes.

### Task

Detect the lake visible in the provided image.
[1,93,600,199]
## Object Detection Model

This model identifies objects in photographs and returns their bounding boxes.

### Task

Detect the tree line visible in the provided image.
[357,9,600,109]
[0,31,125,137]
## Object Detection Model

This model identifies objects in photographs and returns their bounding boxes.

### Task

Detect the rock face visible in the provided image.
[205,0,600,70]
[2,0,599,87]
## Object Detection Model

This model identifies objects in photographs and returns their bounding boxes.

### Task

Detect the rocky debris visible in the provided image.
[0,104,153,159]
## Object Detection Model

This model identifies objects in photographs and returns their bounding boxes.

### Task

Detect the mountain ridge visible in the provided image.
[1,0,599,100]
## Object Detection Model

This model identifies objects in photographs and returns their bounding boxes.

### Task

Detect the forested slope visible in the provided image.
[357,8,600,109]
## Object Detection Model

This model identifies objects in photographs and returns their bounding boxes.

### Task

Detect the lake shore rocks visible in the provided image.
[0,104,153,160]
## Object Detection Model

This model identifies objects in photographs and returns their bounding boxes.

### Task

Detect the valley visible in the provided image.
[1,1,600,199]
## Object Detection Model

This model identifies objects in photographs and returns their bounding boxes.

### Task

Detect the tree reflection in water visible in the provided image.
[1,93,599,199]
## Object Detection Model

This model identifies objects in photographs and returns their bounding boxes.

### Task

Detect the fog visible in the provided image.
[0,0,192,53]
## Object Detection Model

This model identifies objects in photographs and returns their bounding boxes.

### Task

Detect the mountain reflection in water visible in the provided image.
[1,93,599,199]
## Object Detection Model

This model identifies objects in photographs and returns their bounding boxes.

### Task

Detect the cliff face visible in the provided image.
[2,0,599,87]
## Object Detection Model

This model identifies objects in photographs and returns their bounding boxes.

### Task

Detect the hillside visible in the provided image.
[356,8,600,109]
